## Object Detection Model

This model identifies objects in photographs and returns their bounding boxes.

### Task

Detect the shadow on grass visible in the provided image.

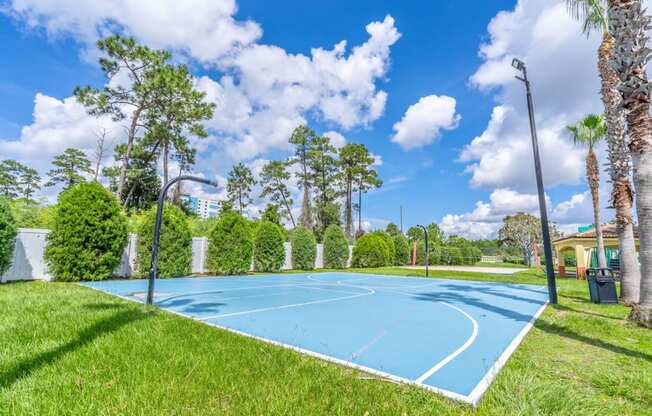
[552,304,623,321]
[534,319,652,362]
[0,305,150,389]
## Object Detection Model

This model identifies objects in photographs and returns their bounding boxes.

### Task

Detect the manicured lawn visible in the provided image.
[1,269,651,415]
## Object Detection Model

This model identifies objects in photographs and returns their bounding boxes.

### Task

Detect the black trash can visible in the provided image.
[586,268,618,304]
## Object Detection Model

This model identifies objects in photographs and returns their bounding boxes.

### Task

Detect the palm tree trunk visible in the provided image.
[598,31,641,303]
[609,0,652,326]
[587,149,608,268]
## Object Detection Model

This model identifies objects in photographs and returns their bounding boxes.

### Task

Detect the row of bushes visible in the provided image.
[6,181,484,282]
[11,182,358,281]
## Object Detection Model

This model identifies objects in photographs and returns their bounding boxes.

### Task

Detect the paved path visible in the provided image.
[400,265,528,275]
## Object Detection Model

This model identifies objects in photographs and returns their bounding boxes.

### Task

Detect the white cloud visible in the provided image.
[439,186,611,240]
[5,0,262,62]
[323,131,347,148]
[391,95,460,150]
[1,11,401,202]
[0,93,121,179]
[463,0,601,190]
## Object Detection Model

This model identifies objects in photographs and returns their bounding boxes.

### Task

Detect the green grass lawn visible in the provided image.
[1,269,651,415]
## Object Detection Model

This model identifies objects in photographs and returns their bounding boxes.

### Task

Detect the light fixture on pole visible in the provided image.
[512,58,558,304]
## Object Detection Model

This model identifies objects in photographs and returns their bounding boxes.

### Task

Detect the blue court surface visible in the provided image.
[82,272,549,405]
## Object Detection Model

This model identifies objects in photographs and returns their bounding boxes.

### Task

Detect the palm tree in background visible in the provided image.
[566,0,640,303]
[608,0,652,327]
[567,114,608,270]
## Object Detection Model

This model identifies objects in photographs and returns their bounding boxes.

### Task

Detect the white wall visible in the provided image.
[1,229,353,282]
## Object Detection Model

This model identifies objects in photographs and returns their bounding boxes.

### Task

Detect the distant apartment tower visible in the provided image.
[181,194,220,219]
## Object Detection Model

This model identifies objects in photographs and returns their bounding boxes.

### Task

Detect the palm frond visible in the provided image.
[566,113,607,149]
[565,0,608,36]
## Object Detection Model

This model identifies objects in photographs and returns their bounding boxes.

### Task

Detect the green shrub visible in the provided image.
[0,198,17,275]
[137,203,192,278]
[393,233,410,266]
[291,226,316,270]
[207,212,253,275]
[351,233,391,268]
[44,182,128,281]
[415,241,442,265]
[254,221,285,272]
[323,224,349,269]
[374,231,395,265]
[440,246,463,265]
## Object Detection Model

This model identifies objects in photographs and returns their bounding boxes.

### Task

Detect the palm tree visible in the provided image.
[608,0,652,327]
[567,114,609,270]
[566,0,641,303]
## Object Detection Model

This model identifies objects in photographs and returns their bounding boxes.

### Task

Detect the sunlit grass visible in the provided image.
[1,269,651,415]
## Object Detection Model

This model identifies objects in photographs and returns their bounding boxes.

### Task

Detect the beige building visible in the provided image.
[553,224,640,279]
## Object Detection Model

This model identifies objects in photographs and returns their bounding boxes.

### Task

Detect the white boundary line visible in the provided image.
[415,302,479,383]
[465,300,549,406]
[78,272,549,407]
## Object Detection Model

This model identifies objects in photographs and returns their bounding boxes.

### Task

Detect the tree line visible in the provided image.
[225,125,381,242]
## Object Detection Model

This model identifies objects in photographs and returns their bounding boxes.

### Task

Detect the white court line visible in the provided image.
[198,278,375,320]
[79,272,549,407]
[465,300,548,406]
[415,302,479,383]
[152,282,361,304]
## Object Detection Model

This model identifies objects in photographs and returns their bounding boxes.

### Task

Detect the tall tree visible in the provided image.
[498,213,542,267]
[0,160,40,199]
[355,152,382,233]
[227,163,256,216]
[289,125,317,229]
[565,0,641,304]
[142,63,214,185]
[75,35,171,201]
[337,143,381,237]
[103,143,160,212]
[260,160,296,227]
[19,166,41,199]
[308,134,339,239]
[45,148,92,189]
[93,128,110,181]
[337,143,365,238]
[567,114,608,269]
[608,0,652,326]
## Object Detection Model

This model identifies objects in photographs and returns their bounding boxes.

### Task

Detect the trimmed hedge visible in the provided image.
[351,233,391,268]
[0,198,17,275]
[254,221,285,272]
[323,224,348,269]
[44,182,128,281]
[208,212,253,275]
[393,233,410,266]
[291,226,316,270]
[374,231,395,266]
[137,203,192,278]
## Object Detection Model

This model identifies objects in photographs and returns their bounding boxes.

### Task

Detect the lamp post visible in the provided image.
[417,224,429,277]
[512,58,558,304]
[146,175,219,305]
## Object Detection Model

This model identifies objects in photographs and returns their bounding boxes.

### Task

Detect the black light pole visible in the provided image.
[512,58,558,304]
[417,224,429,277]
[146,175,219,305]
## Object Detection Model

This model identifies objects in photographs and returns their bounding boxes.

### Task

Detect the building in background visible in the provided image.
[181,195,220,219]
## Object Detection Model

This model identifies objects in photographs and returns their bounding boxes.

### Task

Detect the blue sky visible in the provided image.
[0,1,608,238]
